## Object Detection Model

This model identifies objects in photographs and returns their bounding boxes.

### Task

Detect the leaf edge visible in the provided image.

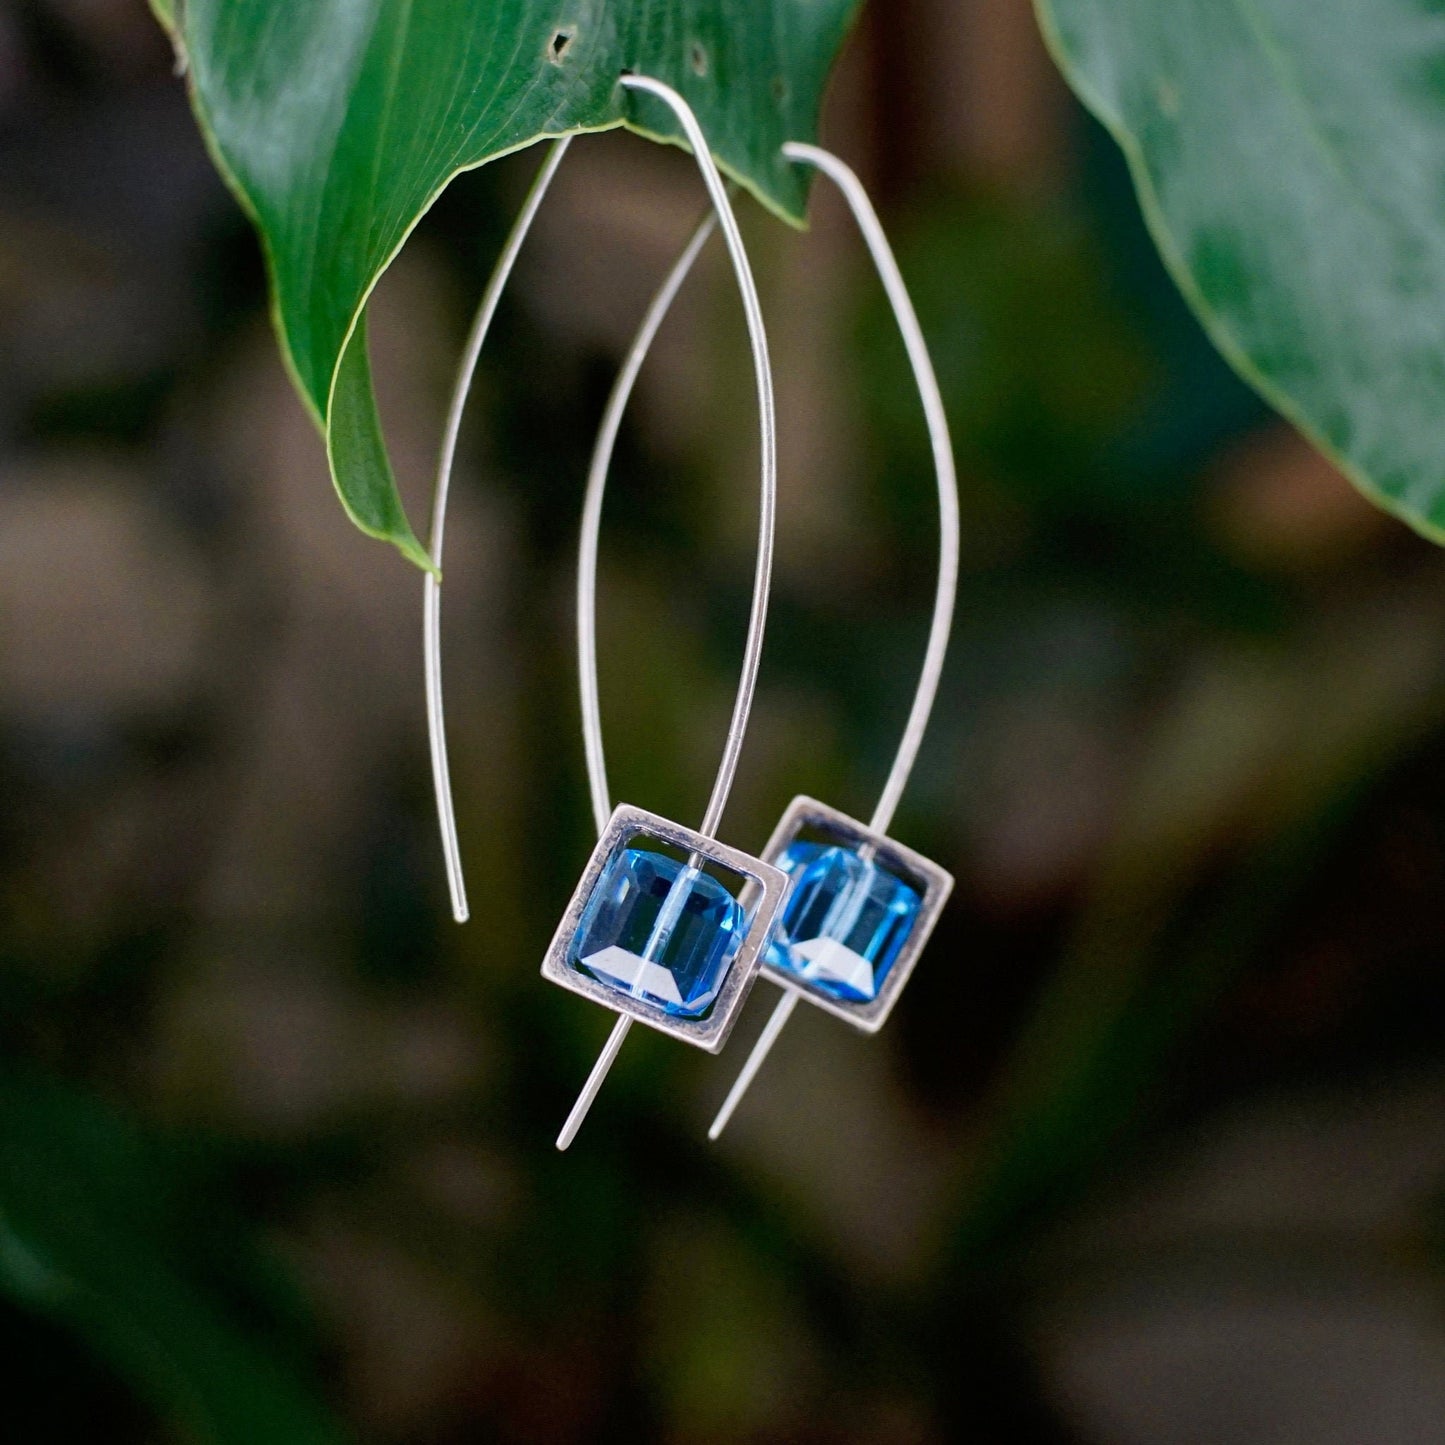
[1031,0,1445,551]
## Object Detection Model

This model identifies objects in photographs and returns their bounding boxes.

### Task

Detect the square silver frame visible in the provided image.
[541,803,788,1053]
[757,795,954,1034]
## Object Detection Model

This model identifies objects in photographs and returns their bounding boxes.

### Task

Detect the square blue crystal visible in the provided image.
[570,846,745,1018]
[766,841,922,1003]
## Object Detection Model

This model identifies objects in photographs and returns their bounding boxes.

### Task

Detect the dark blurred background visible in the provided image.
[6,2,1445,1442]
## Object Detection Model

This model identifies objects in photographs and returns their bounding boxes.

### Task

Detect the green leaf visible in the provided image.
[168,1,860,567]
[0,1079,347,1444]
[1035,0,1445,544]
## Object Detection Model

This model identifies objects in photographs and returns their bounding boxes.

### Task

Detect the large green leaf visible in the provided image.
[153,2,859,567]
[1035,0,1445,544]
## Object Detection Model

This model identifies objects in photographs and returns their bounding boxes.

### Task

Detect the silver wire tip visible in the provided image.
[555,1014,632,1150]
[707,989,799,1140]
[424,138,571,937]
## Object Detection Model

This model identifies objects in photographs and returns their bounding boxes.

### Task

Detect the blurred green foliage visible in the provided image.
[0,1078,344,1444]
[6,5,1445,1443]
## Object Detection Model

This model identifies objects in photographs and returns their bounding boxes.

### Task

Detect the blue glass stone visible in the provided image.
[570,846,744,1018]
[766,842,922,1003]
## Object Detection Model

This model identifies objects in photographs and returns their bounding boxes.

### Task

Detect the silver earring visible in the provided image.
[417,79,783,1150]
[543,73,790,1150]
[576,141,960,1141]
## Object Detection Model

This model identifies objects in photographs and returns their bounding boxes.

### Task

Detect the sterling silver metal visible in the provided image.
[576,142,961,1138]
[705,146,961,1137]
[541,804,787,1051]
[708,795,955,1142]
[787,142,961,843]
[706,988,800,1141]
[426,136,572,923]
[752,796,953,1032]
[579,207,718,835]
[577,144,959,857]
[550,73,781,1149]
[619,77,777,846]
[577,138,960,1135]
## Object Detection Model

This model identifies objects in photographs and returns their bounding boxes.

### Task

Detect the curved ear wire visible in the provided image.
[707,145,961,1140]
[578,207,719,835]
[555,73,779,1150]
[425,138,571,924]
[617,75,778,847]
[780,144,961,840]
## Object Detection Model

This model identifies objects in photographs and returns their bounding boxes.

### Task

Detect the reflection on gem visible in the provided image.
[570,846,744,1018]
[792,936,876,996]
[767,842,921,1003]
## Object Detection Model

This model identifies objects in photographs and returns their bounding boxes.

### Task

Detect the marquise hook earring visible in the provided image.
[710,142,959,1136]
[577,140,960,1140]
[418,78,782,1150]
[542,72,787,1151]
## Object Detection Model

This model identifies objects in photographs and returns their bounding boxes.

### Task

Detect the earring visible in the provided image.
[416,77,784,1150]
[543,73,790,1151]
[577,141,960,1140]
[710,143,958,1135]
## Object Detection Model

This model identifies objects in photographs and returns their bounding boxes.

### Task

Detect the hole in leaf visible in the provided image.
[690,42,708,77]
[548,27,576,63]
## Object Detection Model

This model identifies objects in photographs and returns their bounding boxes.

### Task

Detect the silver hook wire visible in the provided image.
[579,207,719,836]
[426,136,572,924]
[556,73,780,1150]
[788,143,961,838]
[708,143,961,1139]
[569,144,959,1141]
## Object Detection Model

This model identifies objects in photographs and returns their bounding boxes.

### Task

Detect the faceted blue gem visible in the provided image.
[766,842,922,1003]
[570,846,744,1018]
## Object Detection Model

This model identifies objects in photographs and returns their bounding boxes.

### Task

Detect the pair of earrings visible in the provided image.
[424,74,958,1150]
